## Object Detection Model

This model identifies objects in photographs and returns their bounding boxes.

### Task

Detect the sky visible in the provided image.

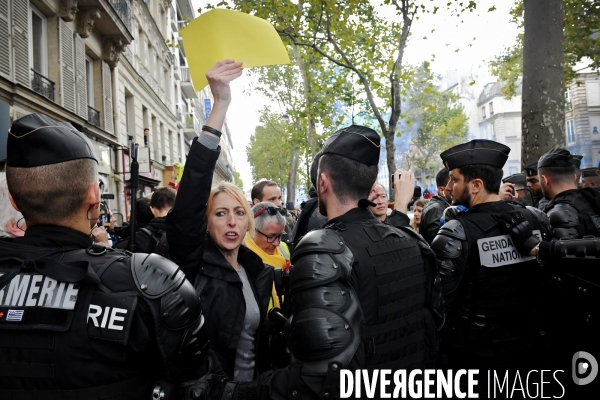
[191,0,521,192]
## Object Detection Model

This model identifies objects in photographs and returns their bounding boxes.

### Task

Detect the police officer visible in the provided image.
[581,167,600,189]
[0,114,207,399]
[186,125,444,399]
[524,161,549,210]
[431,140,549,373]
[419,167,452,243]
[572,154,583,187]
[500,172,533,206]
[508,148,600,370]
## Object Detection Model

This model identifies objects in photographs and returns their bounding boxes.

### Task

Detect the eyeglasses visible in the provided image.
[255,229,286,243]
[253,207,286,218]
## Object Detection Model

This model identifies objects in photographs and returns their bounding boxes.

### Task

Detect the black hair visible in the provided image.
[539,165,576,185]
[319,154,378,204]
[458,164,503,194]
[136,197,153,224]
[251,180,278,202]
[436,167,450,187]
[151,187,176,211]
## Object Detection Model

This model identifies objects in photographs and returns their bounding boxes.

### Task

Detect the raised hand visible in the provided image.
[206,59,243,105]
[393,170,415,214]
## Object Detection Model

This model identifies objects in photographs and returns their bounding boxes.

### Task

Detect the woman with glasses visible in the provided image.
[166,60,274,382]
[244,202,291,308]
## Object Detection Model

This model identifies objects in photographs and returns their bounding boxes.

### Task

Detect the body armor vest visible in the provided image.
[455,202,544,362]
[548,189,600,237]
[326,220,428,371]
[0,242,151,399]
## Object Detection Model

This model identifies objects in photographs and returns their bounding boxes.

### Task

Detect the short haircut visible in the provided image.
[0,171,24,237]
[539,165,576,185]
[151,187,176,211]
[251,179,278,201]
[208,181,254,232]
[319,154,378,204]
[251,201,285,239]
[436,168,450,188]
[457,164,503,194]
[143,128,149,131]
[136,197,153,224]
[6,159,97,225]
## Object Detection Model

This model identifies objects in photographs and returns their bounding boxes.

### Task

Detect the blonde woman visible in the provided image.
[166,60,273,381]
[410,199,428,231]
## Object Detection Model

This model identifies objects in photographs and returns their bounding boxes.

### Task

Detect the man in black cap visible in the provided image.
[189,125,444,399]
[495,150,600,387]
[524,161,549,209]
[581,166,600,189]
[572,154,583,187]
[0,113,207,398]
[419,167,452,244]
[431,139,549,376]
[500,172,533,206]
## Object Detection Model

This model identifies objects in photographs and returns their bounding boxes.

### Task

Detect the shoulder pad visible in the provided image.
[131,253,186,299]
[437,219,466,240]
[441,206,465,225]
[548,203,579,228]
[526,205,550,227]
[291,229,346,263]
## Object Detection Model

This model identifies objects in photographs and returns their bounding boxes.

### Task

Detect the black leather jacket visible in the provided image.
[419,195,450,244]
[166,138,274,379]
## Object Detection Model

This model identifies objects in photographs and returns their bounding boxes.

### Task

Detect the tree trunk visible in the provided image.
[521,0,565,167]
[286,147,299,206]
[292,42,317,157]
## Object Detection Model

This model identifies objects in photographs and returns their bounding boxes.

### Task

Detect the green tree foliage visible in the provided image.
[233,169,244,191]
[491,0,600,98]
[399,77,469,179]
[246,109,293,190]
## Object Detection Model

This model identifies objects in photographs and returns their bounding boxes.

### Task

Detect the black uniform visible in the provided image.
[419,195,450,243]
[434,140,549,373]
[432,201,549,370]
[0,113,207,399]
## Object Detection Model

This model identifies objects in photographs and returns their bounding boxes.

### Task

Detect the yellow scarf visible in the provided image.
[244,232,287,308]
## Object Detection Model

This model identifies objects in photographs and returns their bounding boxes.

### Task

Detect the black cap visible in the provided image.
[572,154,583,169]
[321,125,380,166]
[538,148,573,169]
[524,161,538,177]
[582,167,599,178]
[440,139,510,170]
[413,186,422,197]
[7,113,97,168]
[310,150,323,187]
[502,173,527,185]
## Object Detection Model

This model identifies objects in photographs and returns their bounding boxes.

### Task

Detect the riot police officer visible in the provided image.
[0,114,207,399]
[185,125,444,400]
[431,140,549,373]
[505,148,600,373]
[524,161,549,210]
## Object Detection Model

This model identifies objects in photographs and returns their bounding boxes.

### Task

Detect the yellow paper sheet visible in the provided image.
[181,9,291,90]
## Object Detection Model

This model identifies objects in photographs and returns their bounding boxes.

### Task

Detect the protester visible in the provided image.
[244,201,290,308]
[367,182,388,222]
[166,60,274,382]
[0,113,206,398]
[410,198,427,230]
[0,170,25,237]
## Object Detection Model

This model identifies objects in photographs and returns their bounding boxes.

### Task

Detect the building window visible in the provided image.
[481,106,486,120]
[565,88,573,110]
[30,4,48,76]
[566,119,575,143]
[86,56,95,107]
[489,102,494,116]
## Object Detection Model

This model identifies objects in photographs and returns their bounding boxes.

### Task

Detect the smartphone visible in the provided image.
[392,173,401,189]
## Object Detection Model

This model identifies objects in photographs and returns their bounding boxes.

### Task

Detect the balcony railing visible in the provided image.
[180,66,191,82]
[108,0,132,35]
[182,113,195,130]
[123,45,133,64]
[88,106,101,127]
[31,69,54,101]
[170,5,177,28]
[177,21,187,31]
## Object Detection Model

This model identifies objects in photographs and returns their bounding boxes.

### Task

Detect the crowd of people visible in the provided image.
[0,59,599,399]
